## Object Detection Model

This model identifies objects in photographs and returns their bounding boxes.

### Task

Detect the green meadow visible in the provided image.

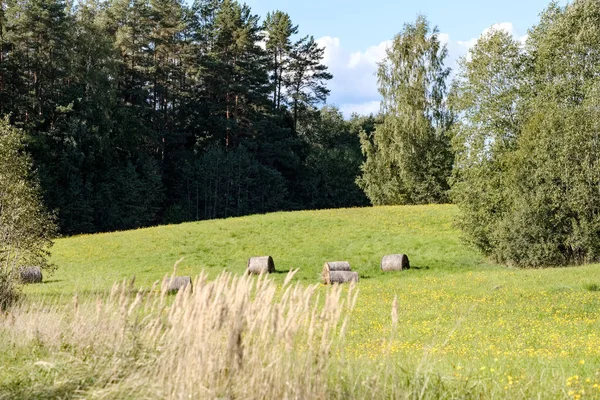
[3,205,600,398]
[31,204,485,297]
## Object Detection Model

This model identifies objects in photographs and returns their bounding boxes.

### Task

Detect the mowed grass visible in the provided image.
[31,204,486,297]
[9,205,600,397]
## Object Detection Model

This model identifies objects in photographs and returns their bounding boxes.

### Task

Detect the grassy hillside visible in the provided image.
[30,204,489,298]
[4,205,600,398]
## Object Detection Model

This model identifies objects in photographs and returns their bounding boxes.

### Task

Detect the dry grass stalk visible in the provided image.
[1,270,358,399]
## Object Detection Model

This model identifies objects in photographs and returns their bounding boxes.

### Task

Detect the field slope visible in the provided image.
[10,205,600,398]
[33,204,487,297]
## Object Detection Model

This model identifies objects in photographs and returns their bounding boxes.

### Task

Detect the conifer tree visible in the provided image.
[264,11,297,110]
[286,36,332,131]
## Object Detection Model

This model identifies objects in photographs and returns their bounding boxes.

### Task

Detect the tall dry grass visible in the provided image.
[4,270,567,399]
[2,271,363,399]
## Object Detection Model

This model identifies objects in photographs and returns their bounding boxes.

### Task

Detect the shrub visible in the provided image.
[450,0,600,267]
[0,117,56,308]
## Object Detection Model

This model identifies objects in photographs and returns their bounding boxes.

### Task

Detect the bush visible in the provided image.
[450,1,600,267]
[0,117,56,308]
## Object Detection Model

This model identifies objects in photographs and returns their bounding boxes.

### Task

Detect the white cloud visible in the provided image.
[456,38,478,50]
[317,22,527,117]
[347,40,391,69]
[316,36,390,117]
[438,33,451,47]
[485,22,516,37]
[339,101,381,117]
[518,34,529,46]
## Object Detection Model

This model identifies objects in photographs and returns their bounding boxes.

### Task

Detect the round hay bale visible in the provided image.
[19,266,43,284]
[322,270,359,285]
[322,261,352,280]
[381,254,410,272]
[163,276,192,293]
[322,261,352,273]
[247,256,275,275]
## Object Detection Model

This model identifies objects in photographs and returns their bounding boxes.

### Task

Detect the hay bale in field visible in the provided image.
[322,261,352,274]
[18,266,43,284]
[163,276,192,293]
[322,261,352,281]
[322,270,359,285]
[381,254,410,271]
[247,256,275,275]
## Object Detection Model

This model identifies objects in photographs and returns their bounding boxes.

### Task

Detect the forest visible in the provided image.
[4,0,600,268]
[0,0,374,235]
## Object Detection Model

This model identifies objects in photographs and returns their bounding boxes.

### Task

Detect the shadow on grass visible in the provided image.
[24,288,117,303]
[40,279,64,284]
[272,269,291,274]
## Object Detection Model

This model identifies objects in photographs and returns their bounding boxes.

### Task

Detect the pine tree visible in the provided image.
[264,10,297,110]
[201,0,270,148]
[286,36,331,131]
[2,0,73,130]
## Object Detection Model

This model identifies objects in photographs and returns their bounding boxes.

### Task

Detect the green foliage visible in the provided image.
[0,0,345,234]
[295,106,370,209]
[358,15,454,205]
[0,118,56,308]
[449,29,524,256]
[451,0,600,267]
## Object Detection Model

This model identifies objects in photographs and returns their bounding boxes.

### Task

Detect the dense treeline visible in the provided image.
[358,1,600,268]
[0,0,370,234]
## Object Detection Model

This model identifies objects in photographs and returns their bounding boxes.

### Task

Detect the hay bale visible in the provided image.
[322,261,352,273]
[163,276,192,293]
[381,254,410,271]
[19,266,43,284]
[322,270,359,285]
[247,256,275,275]
[322,261,352,280]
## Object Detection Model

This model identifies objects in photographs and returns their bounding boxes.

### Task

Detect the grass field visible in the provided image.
[2,205,600,398]
[31,205,487,297]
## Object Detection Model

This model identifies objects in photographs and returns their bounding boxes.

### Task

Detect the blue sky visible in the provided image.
[245,0,568,115]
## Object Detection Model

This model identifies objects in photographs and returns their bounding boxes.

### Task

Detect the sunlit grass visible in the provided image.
[29,205,487,298]
[3,205,600,398]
